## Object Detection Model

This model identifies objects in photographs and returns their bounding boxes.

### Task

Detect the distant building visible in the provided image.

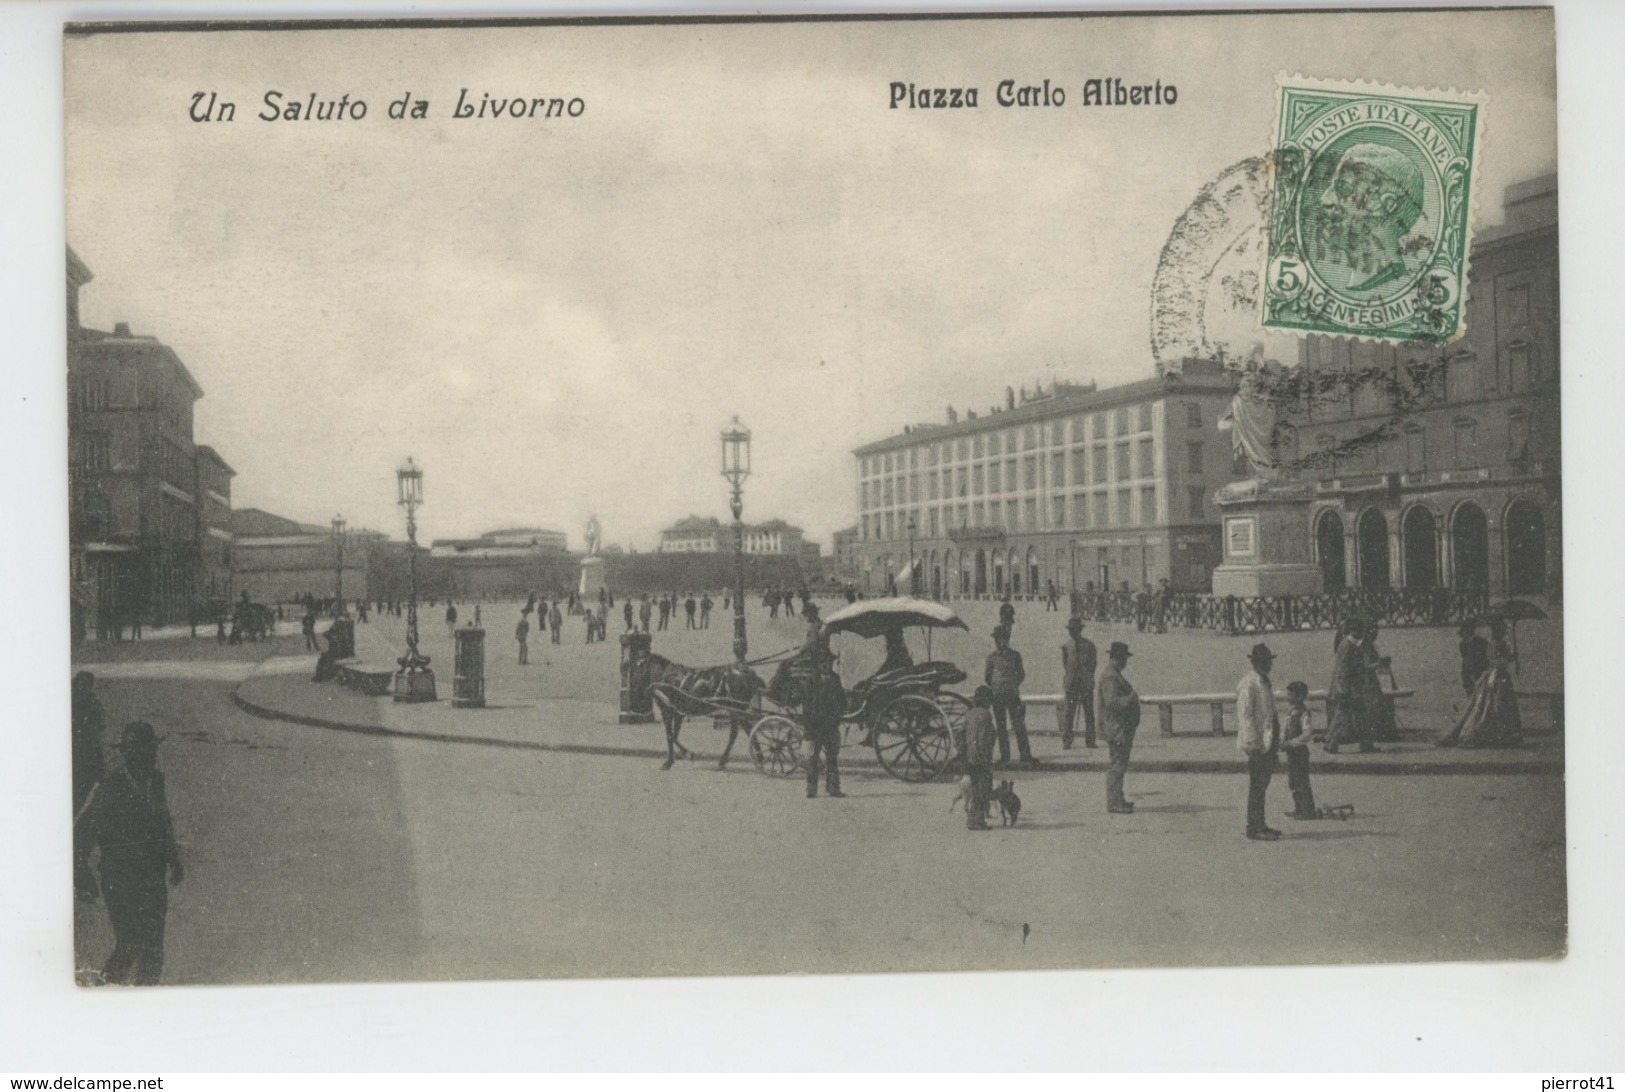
[1250,174,1560,600]
[231,507,377,605]
[194,445,236,604]
[658,515,812,557]
[832,526,859,576]
[69,247,222,634]
[430,527,568,559]
[851,362,1239,596]
[427,527,573,599]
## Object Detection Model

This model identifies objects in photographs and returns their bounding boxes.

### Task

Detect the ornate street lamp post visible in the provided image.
[720,417,752,664]
[393,458,437,702]
[906,514,917,597]
[332,514,347,616]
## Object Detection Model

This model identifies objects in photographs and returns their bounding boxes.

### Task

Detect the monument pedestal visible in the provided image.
[578,555,606,601]
[1210,479,1324,598]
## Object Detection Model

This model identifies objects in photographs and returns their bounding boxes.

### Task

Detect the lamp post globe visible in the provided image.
[720,417,752,663]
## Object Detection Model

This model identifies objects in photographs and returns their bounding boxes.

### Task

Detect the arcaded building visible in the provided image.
[1283,175,1560,600]
[851,361,1240,597]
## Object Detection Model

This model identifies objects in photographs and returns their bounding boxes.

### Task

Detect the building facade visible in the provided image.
[659,515,813,557]
[831,526,859,577]
[68,248,214,633]
[194,445,236,604]
[427,527,573,600]
[1254,174,1560,602]
[231,507,376,606]
[851,362,1239,597]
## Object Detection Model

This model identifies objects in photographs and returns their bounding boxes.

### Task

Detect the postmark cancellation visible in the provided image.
[1259,76,1486,345]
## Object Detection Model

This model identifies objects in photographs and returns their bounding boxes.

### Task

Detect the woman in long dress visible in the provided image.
[1437,619,1523,748]
[1361,623,1401,742]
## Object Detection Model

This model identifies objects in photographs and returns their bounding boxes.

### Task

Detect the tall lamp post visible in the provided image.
[906,514,917,597]
[331,515,347,616]
[393,458,437,702]
[720,417,752,664]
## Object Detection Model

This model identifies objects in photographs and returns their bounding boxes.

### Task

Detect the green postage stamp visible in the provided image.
[1260,77,1486,343]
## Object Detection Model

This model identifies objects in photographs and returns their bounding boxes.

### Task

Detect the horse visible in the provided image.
[647,653,765,770]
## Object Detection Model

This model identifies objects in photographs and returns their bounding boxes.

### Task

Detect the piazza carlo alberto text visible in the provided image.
[888,78,1177,109]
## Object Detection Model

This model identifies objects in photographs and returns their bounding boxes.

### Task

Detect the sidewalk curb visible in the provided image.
[230,681,1561,777]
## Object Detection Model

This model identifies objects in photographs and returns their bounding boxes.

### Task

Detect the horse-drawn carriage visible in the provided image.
[646,597,971,783]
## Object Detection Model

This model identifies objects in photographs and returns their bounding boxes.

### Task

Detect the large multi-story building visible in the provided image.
[851,362,1240,597]
[1244,174,1560,601]
[659,515,813,557]
[68,248,215,633]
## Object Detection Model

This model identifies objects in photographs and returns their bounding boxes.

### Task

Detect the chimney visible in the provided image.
[113,322,131,336]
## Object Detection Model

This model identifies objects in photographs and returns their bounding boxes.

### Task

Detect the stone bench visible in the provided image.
[333,658,396,697]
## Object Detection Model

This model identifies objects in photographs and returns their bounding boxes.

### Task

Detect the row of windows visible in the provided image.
[1287,410,1538,476]
[859,484,1180,541]
[859,401,1186,478]
[861,438,1179,511]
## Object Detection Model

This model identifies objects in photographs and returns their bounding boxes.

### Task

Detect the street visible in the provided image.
[73,614,1565,984]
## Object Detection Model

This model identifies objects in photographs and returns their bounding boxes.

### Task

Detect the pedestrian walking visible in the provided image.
[445,602,458,637]
[684,595,697,629]
[699,593,713,628]
[658,596,671,631]
[549,602,563,644]
[1325,618,1376,753]
[1282,681,1319,820]
[78,721,184,986]
[515,615,530,664]
[998,600,1016,632]
[1458,621,1490,696]
[1045,579,1059,611]
[1060,616,1098,749]
[1155,578,1172,633]
[984,626,1036,769]
[301,608,319,652]
[1236,643,1283,841]
[802,654,847,799]
[624,600,634,631]
[1097,641,1140,813]
[473,604,481,627]
[639,596,652,633]
[962,686,997,831]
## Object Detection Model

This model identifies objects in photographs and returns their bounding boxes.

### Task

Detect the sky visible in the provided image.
[64,10,1556,549]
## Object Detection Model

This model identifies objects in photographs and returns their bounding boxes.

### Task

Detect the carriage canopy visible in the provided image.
[819,596,968,639]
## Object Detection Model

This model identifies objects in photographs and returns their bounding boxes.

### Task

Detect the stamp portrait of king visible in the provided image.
[1260,78,1485,343]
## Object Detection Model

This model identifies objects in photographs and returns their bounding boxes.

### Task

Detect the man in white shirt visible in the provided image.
[1236,643,1283,841]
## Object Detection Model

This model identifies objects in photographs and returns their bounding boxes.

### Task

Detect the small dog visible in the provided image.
[992,780,1022,826]
[947,776,973,814]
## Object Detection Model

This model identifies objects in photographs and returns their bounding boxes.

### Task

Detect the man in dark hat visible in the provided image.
[1060,616,1098,749]
[984,626,1036,769]
[802,652,847,799]
[1096,641,1140,813]
[1236,643,1283,841]
[80,721,184,985]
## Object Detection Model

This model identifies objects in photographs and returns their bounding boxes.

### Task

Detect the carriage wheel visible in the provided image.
[872,694,954,783]
[749,715,805,778]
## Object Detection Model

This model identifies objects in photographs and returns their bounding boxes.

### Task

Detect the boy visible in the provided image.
[1282,681,1319,820]
[962,686,997,831]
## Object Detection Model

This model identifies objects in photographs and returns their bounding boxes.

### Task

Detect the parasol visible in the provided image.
[1486,599,1547,673]
[819,596,969,639]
